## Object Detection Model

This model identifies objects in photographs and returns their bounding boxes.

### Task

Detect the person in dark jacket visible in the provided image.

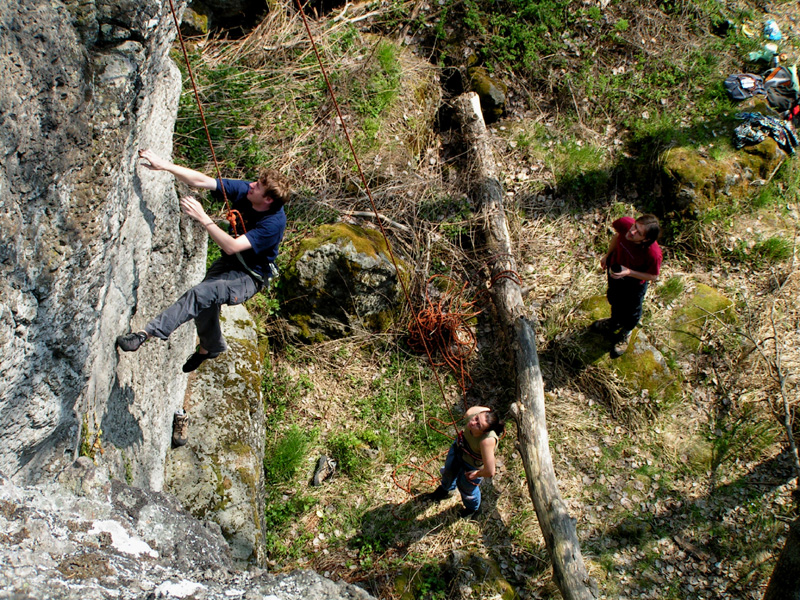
[116,149,290,373]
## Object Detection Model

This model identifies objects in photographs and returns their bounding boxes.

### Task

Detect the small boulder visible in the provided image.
[281,223,406,342]
[467,65,507,122]
[576,295,679,412]
[446,550,517,600]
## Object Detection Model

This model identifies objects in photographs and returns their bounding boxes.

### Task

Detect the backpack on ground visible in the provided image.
[761,66,799,112]
[724,73,765,100]
[762,66,795,90]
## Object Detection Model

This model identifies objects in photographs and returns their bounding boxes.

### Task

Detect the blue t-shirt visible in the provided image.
[212,178,287,277]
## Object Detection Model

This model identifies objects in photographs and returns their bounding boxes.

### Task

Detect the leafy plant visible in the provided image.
[263,491,316,558]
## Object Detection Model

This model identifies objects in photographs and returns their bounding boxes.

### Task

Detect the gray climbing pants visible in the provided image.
[145,258,261,356]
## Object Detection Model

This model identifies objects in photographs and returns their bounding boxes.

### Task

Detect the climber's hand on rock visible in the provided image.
[179,196,208,223]
[138,149,169,171]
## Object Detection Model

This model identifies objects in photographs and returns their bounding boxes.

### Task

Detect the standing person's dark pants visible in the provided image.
[145,259,261,356]
[607,273,649,334]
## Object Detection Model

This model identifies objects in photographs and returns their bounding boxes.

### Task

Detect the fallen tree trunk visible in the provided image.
[455,92,597,600]
[763,515,800,600]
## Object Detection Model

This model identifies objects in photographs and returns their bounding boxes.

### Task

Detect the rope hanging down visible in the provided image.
[292,0,480,495]
[166,0,246,236]
[166,0,480,495]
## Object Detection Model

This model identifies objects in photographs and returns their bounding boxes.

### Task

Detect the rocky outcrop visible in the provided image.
[187,0,266,30]
[282,223,406,342]
[0,459,375,599]
[0,1,204,488]
[165,304,267,566]
[660,99,787,216]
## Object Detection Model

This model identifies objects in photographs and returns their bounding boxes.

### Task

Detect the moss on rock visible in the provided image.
[670,283,735,352]
[661,135,785,216]
[281,223,408,342]
[295,223,390,261]
[580,294,611,323]
[467,65,507,122]
[611,330,681,405]
[574,298,680,408]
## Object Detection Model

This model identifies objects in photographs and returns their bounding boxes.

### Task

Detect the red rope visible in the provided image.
[165,0,245,236]
[293,1,473,496]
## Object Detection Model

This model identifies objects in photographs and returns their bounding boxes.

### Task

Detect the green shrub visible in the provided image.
[264,425,314,484]
[729,236,793,267]
[752,236,792,263]
[328,431,366,477]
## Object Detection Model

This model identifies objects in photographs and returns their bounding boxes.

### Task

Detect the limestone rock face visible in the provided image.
[0,1,205,489]
[0,459,376,599]
[282,223,405,342]
[164,304,267,566]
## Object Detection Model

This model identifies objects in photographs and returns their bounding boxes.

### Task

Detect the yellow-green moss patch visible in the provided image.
[295,223,390,261]
[612,330,679,401]
[670,283,735,352]
[580,294,611,323]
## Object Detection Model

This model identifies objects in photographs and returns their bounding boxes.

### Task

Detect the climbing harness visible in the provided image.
[456,430,484,464]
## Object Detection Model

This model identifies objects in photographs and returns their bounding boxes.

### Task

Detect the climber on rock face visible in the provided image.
[116,149,290,374]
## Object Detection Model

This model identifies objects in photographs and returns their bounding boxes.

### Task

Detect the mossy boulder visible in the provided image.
[467,65,507,122]
[611,329,679,403]
[670,282,735,352]
[661,104,786,216]
[164,304,267,566]
[446,550,518,600]
[180,8,209,36]
[281,223,407,342]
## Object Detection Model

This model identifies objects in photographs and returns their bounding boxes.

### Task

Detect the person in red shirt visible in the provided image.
[592,215,662,357]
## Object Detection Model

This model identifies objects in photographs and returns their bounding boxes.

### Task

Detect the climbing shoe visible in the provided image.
[182,350,219,373]
[312,455,336,486]
[116,331,148,352]
[172,410,189,447]
[611,330,632,358]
